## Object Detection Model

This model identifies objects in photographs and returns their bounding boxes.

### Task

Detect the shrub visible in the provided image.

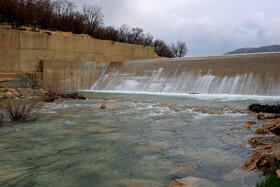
[256,173,280,187]
[42,79,60,102]
[3,99,40,122]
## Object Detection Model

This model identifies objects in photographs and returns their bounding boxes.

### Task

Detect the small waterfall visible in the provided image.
[91,53,280,96]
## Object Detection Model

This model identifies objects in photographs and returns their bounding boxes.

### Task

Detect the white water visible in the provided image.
[90,54,280,96]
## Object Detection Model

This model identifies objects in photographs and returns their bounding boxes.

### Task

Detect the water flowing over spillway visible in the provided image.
[91,53,280,96]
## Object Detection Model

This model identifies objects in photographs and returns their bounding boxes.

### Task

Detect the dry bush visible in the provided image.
[42,79,61,102]
[3,99,40,122]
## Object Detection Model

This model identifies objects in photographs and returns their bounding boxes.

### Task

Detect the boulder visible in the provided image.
[263,118,280,135]
[241,146,280,173]
[165,176,216,187]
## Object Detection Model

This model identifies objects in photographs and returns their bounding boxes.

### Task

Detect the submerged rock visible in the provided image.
[100,103,118,109]
[109,179,163,187]
[223,168,256,181]
[165,176,216,187]
[241,146,280,173]
[262,118,280,135]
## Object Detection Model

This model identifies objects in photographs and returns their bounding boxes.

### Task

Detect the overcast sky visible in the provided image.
[75,0,280,56]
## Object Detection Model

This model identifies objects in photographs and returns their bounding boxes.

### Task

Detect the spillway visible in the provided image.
[91,53,280,96]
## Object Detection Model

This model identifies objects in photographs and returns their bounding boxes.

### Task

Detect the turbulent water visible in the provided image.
[1,92,280,186]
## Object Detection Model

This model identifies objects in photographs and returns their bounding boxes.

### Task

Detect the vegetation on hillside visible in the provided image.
[0,0,187,58]
[226,45,280,55]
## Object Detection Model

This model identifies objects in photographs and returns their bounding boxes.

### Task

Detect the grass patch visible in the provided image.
[256,173,280,187]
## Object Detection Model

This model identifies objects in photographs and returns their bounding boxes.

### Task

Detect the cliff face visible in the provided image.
[0,29,157,90]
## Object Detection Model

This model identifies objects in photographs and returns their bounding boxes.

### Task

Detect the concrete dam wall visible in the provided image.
[92,53,280,96]
[0,29,157,90]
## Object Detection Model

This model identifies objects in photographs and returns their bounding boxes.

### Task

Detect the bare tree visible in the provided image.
[154,39,174,58]
[82,4,103,36]
[117,24,130,42]
[170,40,188,57]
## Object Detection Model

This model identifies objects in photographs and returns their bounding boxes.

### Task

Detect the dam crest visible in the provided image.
[91,53,280,96]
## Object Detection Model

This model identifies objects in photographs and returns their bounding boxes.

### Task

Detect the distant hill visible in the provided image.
[226,45,280,55]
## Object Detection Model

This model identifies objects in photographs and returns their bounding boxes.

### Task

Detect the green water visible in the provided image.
[1,92,279,186]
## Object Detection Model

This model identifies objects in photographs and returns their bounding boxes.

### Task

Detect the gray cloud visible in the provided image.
[74,0,280,56]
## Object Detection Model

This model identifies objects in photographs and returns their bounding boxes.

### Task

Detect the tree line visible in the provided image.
[0,0,187,57]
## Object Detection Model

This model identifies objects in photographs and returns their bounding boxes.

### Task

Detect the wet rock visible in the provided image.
[192,107,205,113]
[40,103,61,107]
[262,118,280,135]
[100,103,118,109]
[241,146,280,173]
[241,121,256,129]
[45,111,57,114]
[165,176,216,187]
[248,136,280,148]
[109,179,162,187]
[255,128,270,135]
[249,104,280,113]
[58,93,86,100]
[257,112,280,120]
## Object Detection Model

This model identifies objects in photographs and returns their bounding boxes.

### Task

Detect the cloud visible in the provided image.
[75,0,280,56]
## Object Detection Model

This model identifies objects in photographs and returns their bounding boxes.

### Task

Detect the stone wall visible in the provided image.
[0,29,158,90]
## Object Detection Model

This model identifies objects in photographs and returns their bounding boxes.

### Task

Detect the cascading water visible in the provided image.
[91,53,280,96]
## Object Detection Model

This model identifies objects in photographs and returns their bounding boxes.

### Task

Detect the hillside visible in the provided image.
[226,45,280,55]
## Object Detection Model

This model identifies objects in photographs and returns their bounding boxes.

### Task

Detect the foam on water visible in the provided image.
[84,90,280,102]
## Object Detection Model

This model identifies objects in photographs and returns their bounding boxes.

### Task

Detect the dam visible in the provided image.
[91,53,280,96]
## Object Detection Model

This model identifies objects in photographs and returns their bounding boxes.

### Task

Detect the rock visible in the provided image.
[45,111,57,114]
[257,112,280,120]
[241,121,256,129]
[40,103,61,107]
[109,179,163,187]
[257,112,266,120]
[193,107,205,113]
[58,93,86,100]
[165,176,216,187]
[159,161,198,176]
[255,128,270,135]
[248,136,280,148]
[263,118,280,135]
[277,169,280,179]
[249,104,280,113]
[241,146,280,173]
[100,103,118,109]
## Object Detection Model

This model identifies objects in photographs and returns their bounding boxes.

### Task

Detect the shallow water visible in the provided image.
[1,92,280,186]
